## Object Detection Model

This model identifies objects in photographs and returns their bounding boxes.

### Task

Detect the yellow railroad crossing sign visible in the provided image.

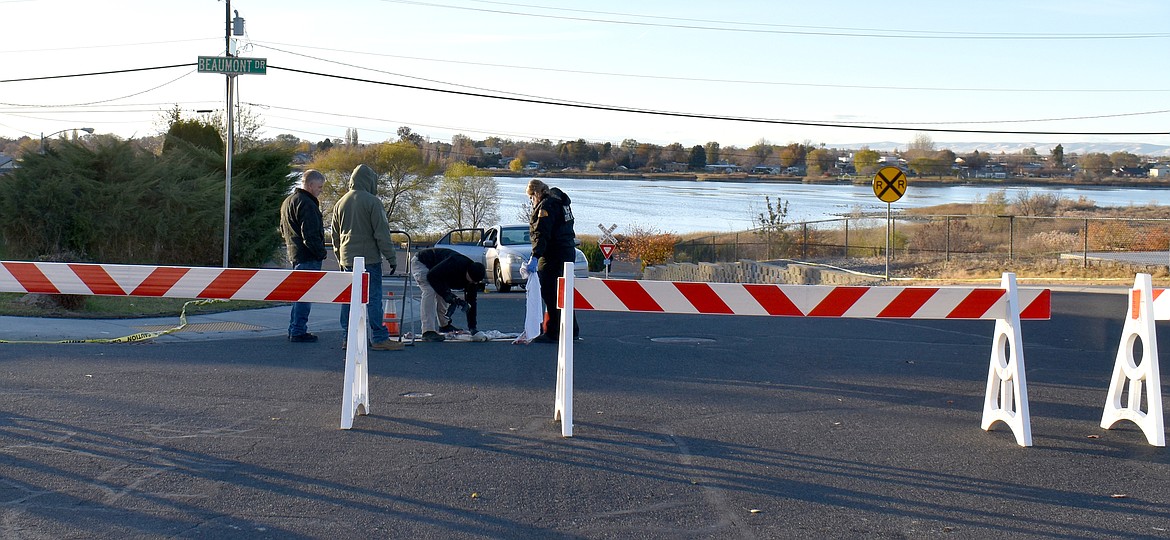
[872,166,907,203]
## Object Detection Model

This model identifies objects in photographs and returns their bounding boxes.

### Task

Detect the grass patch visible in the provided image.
[0,293,282,319]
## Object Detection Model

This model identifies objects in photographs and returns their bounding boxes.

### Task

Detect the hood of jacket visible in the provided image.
[549,187,571,206]
[348,164,379,195]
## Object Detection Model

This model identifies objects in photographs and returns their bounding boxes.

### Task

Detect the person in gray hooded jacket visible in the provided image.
[329,164,402,351]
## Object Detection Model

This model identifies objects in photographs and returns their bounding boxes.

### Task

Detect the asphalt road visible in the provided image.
[2,290,1169,539]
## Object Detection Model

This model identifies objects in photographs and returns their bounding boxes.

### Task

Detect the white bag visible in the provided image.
[513,265,542,344]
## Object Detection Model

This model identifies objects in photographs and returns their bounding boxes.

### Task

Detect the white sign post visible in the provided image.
[598,224,618,278]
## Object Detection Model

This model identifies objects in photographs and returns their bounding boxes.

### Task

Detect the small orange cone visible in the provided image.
[383,292,400,337]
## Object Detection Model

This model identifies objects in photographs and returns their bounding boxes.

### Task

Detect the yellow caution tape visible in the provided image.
[0,299,229,344]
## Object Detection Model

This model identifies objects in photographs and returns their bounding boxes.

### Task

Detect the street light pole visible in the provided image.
[40,127,94,154]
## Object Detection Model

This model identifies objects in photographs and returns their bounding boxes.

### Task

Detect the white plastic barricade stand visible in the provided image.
[340,256,371,430]
[555,272,1050,447]
[554,262,575,436]
[1100,273,1165,446]
[979,272,1032,446]
[0,258,372,430]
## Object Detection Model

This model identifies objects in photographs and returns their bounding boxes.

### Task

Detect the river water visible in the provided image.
[494,176,1170,235]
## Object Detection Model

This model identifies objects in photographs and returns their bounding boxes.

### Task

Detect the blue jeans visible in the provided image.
[340,261,390,344]
[288,260,322,336]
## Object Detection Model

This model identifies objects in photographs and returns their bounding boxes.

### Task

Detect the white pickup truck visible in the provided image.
[433,224,588,292]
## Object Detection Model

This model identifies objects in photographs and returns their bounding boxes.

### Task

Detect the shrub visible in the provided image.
[616,225,679,269]
[0,138,293,267]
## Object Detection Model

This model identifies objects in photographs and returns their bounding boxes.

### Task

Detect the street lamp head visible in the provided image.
[80,128,94,134]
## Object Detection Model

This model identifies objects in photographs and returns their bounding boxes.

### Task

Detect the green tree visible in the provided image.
[704,141,721,165]
[271,133,302,150]
[807,148,834,175]
[1109,151,1140,168]
[433,163,499,230]
[162,118,223,154]
[309,141,441,233]
[662,142,686,164]
[398,126,425,147]
[1,137,292,266]
[963,150,988,171]
[749,138,773,166]
[198,104,264,151]
[1077,152,1112,180]
[752,195,791,259]
[778,143,806,168]
[688,145,707,170]
[1050,144,1065,168]
[853,147,880,175]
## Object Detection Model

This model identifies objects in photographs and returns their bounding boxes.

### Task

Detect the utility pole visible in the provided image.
[221,2,244,267]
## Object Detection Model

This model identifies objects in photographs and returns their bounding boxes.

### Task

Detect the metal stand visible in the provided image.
[391,230,417,346]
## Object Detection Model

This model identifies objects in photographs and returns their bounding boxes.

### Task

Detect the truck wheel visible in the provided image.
[494,262,512,293]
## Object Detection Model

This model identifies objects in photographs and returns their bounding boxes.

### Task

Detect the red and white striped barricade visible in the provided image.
[0,257,372,430]
[554,264,1051,446]
[1101,273,1166,446]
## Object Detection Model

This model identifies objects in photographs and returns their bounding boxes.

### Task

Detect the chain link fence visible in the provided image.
[674,215,1170,270]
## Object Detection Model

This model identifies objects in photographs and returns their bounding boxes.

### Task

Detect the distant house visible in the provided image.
[662,162,688,172]
[1149,163,1170,178]
[1114,166,1149,178]
[477,146,501,157]
[752,165,781,175]
[704,161,741,173]
[0,154,15,175]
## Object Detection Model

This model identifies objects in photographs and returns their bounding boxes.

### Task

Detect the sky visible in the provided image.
[5,0,1170,151]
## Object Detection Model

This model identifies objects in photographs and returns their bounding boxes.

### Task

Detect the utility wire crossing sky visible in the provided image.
[4,0,1170,149]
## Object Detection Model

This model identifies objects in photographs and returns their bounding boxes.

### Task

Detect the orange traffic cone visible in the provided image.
[383,292,400,337]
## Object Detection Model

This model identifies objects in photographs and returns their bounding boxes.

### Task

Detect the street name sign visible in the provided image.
[197,56,268,75]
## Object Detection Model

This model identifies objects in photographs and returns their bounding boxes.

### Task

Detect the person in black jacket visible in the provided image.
[411,247,486,342]
[525,179,579,343]
[279,169,327,343]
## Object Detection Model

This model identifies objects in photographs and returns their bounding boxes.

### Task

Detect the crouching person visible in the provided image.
[410,247,486,342]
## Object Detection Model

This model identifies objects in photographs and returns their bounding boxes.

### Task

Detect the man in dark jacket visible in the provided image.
[411,248,486,342]
[279,169,327,342]
[525,179,579,343]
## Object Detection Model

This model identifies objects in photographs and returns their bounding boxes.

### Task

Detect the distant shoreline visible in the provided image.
[492,169,1170,190]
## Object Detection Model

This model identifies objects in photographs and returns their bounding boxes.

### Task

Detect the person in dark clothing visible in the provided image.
[411,247,486,342]
[279,169,327,342]
[525,179,579,343]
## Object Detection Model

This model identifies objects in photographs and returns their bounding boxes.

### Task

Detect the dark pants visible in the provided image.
[539,258,579,338]
[288,259,322,336]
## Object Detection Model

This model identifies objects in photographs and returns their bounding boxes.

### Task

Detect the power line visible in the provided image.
[0,64,195,84]
[0,68,198,107]
[458,0,1169,40]
[3,60,1169,138]
[251,40,1170,94]
[269,64,1170,136]
[380,0,1170,40]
